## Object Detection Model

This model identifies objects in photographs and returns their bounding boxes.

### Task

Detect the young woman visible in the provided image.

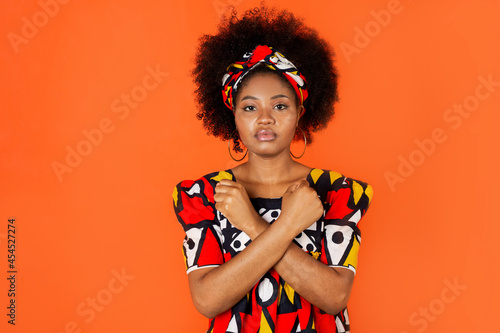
[173,6,373,332]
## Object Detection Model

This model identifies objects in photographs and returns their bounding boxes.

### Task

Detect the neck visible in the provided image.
[237,149,301,185]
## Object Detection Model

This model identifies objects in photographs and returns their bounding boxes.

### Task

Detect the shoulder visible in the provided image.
[308,168,373,211]
[174,170,235,190]
[172,170,235,227]
[173,170,235,206]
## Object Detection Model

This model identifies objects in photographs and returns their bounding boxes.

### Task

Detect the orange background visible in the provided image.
[1,0,499,332]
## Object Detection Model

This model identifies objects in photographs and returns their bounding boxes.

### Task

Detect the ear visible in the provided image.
[296,105,305,125]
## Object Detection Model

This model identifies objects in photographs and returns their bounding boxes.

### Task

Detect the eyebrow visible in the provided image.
[240,94,291,101]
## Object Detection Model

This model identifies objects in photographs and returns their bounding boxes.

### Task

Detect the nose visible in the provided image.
[257,106,275,125]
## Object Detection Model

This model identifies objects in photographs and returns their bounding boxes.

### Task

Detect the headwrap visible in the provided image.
[221,45,308,113]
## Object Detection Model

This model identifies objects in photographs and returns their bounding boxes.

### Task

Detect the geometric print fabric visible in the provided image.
[173,168,373,333]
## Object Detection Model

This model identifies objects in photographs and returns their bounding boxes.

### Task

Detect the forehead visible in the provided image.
[237,72,295,97]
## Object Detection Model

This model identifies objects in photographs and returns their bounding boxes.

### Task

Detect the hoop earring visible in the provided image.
[228,130,248,162]
[290,127,307,159]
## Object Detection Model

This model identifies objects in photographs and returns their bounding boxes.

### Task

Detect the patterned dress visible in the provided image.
[172,168,373,333]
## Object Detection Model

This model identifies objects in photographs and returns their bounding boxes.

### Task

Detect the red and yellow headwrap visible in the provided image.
[221,45,308,113]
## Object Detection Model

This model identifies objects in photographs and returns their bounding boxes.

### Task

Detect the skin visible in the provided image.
[187,73,354,319]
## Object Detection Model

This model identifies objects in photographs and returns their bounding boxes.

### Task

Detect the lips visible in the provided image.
[255,129,276,141]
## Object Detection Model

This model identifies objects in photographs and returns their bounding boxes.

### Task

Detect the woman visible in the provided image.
[173,6,373,332]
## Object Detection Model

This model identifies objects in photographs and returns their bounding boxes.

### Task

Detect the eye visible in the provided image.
[243,105,257,112]
[274,103,288,110]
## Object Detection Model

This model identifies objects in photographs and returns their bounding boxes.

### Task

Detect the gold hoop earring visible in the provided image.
[290,127,307,159]
[228,130,248,162]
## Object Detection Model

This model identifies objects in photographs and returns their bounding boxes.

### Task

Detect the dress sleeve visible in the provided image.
[172,177,224,274]
[319,171,373,275]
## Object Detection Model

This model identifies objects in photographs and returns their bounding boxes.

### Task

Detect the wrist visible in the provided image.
[246,212,269,239]
[273,214,302,241]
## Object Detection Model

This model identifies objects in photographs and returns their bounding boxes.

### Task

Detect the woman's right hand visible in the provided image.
[214,179,263,236]
[279,180,324,235]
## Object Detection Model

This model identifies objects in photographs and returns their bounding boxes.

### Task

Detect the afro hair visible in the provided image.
[193,5,339,151]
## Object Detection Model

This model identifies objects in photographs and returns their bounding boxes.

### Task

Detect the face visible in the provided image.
[233,73,303,158]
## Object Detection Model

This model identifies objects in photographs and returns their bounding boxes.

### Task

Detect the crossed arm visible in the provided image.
[187,179,354,319]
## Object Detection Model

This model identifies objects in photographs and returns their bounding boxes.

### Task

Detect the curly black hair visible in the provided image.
[193,5,339,151]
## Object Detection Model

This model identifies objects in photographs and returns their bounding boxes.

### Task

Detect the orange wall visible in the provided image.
[1,0,499,332]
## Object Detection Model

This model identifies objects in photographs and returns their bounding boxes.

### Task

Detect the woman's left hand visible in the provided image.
[214,179,261,234]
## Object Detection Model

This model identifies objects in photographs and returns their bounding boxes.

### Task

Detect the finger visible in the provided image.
[293,179,310,189]
[214,185,227,194]
[297,179,310,188]
[214,202,228,213]
[292,180,313,194]
[284,182,300,194]
[217,179,236,186]
[215,181,238,192]
[214,183,236,194]
[213,193,230,203]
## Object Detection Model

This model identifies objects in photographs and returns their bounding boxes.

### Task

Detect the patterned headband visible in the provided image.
[221,45,308,113]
